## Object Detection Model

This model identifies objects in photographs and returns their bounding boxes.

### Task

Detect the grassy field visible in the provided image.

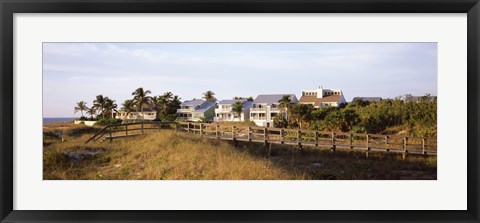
[43,122,437,180]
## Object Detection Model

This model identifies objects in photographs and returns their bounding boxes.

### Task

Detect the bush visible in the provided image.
[273,114,288,128]
[160,114,178,122]
[77,116,88,121]
[95,118,122,126]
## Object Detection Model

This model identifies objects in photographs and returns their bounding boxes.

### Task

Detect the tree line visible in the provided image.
[74,88,253,124]
[273,94,436,137]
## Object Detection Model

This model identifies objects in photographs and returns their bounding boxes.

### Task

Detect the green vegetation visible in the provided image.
[233,96,254,101]
[74,87,182,123]
[132,87,152,121]
[151,92,182,121]
[232,101,244,119]
[203,90,217,102]
[73,101,88,119]
[95,118,122,126]
[286,95,436,137]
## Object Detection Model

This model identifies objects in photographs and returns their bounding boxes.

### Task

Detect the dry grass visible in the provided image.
[43,124,436,180]
[44,130,304,180]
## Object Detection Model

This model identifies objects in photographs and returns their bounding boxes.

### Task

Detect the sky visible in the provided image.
[43,42,437,118]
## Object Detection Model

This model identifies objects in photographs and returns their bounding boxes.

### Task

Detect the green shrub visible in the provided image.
[95,118,122,126]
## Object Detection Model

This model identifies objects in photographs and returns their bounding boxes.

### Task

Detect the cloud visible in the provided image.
[43,43,437,117]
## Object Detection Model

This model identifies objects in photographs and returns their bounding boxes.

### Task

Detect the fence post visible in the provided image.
[187,123,190,133]
[216,125,219,139]
[422,138,426,155]
[365,134,370,158]
[125,125,128,136]
[403,137,408,160]
[141,121,144,134]
[200,124,203,135]
[297,130,302,150]
[109,126,113,143]
[315,131,319,146]
[281,129,285,144]
[385,136,389,152]
[232,126,236,140]
[349,133,353,149]
[264,128,268,146]
[247,127,252,142]
[331,132,336,152]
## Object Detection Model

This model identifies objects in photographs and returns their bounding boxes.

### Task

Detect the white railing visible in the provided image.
[215,108,232,113]
[215,117,244,122]
[177,108,194,113]
[250,108,267,112]
[251,117,267,120]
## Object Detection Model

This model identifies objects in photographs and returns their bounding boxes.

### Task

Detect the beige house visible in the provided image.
[299,86,346,108]
[250,94,298,127]
[177,99,216,122]
[214,99,252,122]
[114,104,156,121]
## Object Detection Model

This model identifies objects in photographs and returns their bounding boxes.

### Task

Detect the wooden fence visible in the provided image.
[176,122,437,159]
[85,122,177,143]
[85,121,437,159]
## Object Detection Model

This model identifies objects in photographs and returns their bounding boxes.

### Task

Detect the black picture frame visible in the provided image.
[1,0,479,222]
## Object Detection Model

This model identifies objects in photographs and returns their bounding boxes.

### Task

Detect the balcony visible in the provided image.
[177,108,195,113]
[250,108,267,112]
[215,108,232,113]
[251,117,267,120]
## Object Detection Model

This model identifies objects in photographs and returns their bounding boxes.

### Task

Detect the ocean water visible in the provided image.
[43,117,76,125]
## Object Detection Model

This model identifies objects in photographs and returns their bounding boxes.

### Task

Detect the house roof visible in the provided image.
[218,99,245,104]
[180,99,205,107]
[194,101,216,112]
[352,97,382,102]
[299,95,342,106]
[253,94,298,106]
[242,101,253,109]
[218,99,253,109]
[122,103,154,112]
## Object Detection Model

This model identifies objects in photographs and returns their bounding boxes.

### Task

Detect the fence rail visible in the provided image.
[85,121,437,159]
[176,122,437,159]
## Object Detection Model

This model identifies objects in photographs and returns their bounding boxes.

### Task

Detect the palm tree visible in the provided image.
[86,107,97,119]
[93,95,107,118]
[74,101,88,118]
[278,95,293,121]
[132,87,152,121]
[121,99,135,119]
[104,98,117,118]
[232,101,244,121]
[203,90,217,102]
[167,95,182,114]
[151,95,167,120]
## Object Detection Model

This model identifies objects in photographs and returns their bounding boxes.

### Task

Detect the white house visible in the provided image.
[299,86,346,108]
[214,99,253,122]
[114,104,156,121]
[250,94,298,127]
[177,99,216,122]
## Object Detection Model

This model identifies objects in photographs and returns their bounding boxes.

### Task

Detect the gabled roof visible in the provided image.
[194,101,216,112]
[218,99,253,109]
[242,101,253,109]
[181,99,205,107]
[218,99,245,104]
[299,95,342,106]
[253,94,298,106]
[126,103,154,112]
